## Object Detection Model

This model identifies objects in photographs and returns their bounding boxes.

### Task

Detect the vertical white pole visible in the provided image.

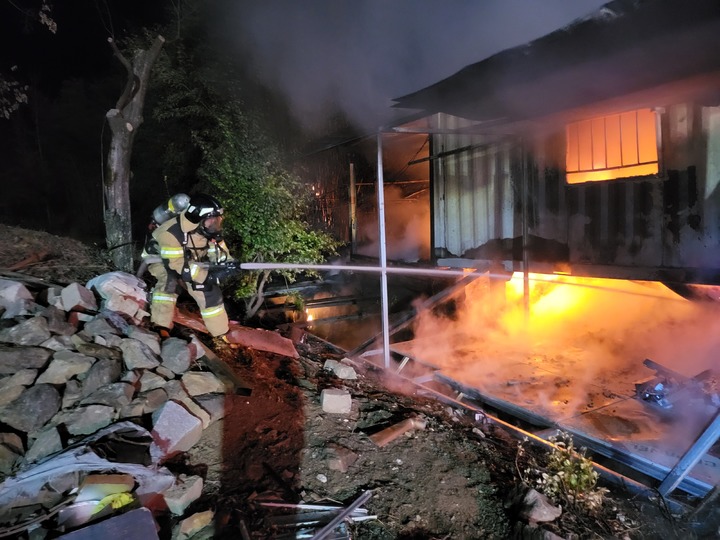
[349,162,357,253]
[521,140,530,320]
[377,131,391,369]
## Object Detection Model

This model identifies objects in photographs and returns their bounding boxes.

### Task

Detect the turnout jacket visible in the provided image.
[151,211,232,286]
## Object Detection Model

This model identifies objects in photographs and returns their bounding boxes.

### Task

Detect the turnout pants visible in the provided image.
[149,262,229,337]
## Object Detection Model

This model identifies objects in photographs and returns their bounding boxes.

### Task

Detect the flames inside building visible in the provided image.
[298,268,720,494]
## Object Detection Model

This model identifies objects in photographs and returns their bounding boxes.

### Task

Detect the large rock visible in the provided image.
[0,345,53,374]
[74,342,123,362]
[120,388,168,418]
[161,338,193,374]
[0,316,51,346]
[0,384,61,432]
[80,358,122,397]
[126,327,161,355]
[0,369,38,391]
[53,404,116,436]
[82,316,120,338]
[0,432,23,474]
[80,382,134,408]
[181,372,226,396]
[24,427,63,465]
[120,338,160,370]
[37,351,95,385]
[41,305,77,336]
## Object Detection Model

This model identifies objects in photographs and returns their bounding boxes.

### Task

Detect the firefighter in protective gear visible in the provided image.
[146,193,234,337]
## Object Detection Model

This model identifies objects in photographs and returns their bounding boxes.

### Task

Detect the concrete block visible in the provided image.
[320,388,352,414]
[163,474,203,516]
[60,283,97,312]
[75,473,135,503]
[173,509,214,540]
[0,279,33,303]
[150,400,203,461]
[324,359,357,380]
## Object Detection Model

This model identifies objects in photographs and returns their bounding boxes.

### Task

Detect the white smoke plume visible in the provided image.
[214,0,608,132]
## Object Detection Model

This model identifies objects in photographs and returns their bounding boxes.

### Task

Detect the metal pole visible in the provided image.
[312,490,373,540]
[349,162,357,253]
[658,409,720,497]
[377,131,392,369]
[520,139,530,320]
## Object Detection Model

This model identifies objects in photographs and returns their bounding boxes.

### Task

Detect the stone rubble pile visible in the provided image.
[0,273,233,539]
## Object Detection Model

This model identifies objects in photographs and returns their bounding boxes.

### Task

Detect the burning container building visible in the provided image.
[391,0,720,285]
[297,0,720,503]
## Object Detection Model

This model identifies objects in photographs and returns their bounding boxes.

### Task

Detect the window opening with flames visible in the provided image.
[566,108,659,184]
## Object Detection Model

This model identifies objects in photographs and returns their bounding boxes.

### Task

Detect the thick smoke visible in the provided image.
[407,276,720,448]
[356,186,430,262]
[216,0,608,133]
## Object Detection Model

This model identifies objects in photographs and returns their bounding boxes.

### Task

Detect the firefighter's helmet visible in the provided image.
[186,193,224,223]
[186,193,225,238]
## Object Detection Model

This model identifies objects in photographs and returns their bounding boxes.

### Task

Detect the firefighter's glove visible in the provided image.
[208,262,239,282]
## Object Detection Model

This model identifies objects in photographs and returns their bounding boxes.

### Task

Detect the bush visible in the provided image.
[518,431,608,512]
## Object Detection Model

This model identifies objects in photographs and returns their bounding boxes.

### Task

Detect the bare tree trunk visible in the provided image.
[104,35,165,272]
[244,270,271,320]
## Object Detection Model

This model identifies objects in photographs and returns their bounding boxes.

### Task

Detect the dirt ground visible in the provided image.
[0,224,712,539]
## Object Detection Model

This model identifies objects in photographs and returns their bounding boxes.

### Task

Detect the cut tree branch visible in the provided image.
[108,38,137,110]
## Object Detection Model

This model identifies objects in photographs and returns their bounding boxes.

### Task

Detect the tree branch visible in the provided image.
[108,37,138,111]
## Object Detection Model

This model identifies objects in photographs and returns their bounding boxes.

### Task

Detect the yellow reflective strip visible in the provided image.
[190,263,201,279]
[160,247,184,258]
[152,293,177,304]
[201,305,224,318]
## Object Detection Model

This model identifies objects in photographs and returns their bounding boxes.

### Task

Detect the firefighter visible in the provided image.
[145,193,235,340]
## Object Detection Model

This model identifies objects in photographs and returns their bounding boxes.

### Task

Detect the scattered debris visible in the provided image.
[0,272,286,537]
[0,226,705,539]
[260,491,375,539]
[368,416,427,447]
[636,358,720,411]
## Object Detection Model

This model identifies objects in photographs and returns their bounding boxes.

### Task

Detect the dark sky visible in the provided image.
[2,1,610,132]
[214,0,609,132]
[0,0,167,96]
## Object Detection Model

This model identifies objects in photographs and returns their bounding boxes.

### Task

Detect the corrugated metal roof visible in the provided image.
[392,0,720,122]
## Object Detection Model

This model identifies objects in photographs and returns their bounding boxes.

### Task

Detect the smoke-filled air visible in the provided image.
[404,274,720,448]
[216,0,609,133]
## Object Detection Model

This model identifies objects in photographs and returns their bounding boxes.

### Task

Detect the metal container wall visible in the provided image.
[431,114,516,258]
[431,105,720,282]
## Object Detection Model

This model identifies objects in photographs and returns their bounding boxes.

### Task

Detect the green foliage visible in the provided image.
[0,72,28,119]
[518,431,608,512]
[1,1,55,119]
[143,32,337,313]
[195,104,338,299]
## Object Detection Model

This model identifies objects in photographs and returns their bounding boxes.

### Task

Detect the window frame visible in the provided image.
[565,108,663,185]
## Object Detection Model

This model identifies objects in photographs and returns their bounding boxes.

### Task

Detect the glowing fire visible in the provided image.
[566,108,659,184]
[505,272,679,320]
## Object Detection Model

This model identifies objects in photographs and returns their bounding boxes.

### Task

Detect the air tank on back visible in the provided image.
[152,193,190,225]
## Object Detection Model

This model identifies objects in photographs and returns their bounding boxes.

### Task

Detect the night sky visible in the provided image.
[2,0,609,130]
[0,0,609,239]
[0,1,167,96]
[214,0,609,131]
